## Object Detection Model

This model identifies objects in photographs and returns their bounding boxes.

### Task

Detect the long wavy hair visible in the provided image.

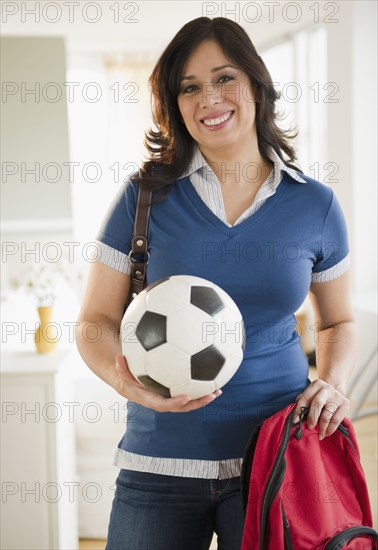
[132,17,301,193]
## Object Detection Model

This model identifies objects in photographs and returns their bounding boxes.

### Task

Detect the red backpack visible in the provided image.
[241,403,378,550]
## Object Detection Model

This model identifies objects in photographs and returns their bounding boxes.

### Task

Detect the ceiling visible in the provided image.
[2,0,316,55]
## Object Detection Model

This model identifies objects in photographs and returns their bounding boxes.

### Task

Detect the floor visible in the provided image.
[79,535,219,550]
[79,413,377,550]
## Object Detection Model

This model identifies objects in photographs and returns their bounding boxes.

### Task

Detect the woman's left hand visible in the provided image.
[294,379,350,440]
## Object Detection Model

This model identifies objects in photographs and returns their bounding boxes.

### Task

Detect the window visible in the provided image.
[66,51,154,246]
[261,26,327,178]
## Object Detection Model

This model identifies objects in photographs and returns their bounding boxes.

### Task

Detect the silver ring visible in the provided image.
[128,250,150,264]
[323,404,337,414]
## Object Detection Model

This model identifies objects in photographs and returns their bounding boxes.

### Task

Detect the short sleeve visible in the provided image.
[311,191,351,283]
[94,178,138,275]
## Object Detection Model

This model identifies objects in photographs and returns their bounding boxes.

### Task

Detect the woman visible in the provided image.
[76,17,357,550]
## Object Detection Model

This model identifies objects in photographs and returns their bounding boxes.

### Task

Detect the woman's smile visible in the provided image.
[200,110,235,129]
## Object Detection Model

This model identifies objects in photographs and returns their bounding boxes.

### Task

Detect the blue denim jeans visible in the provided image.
[105,469,244,550]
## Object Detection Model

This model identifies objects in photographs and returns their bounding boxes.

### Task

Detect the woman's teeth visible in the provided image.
[202,112,233,126]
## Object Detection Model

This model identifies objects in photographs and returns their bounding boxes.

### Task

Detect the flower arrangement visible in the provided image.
[24,264,62,307]
[15,260,83,307]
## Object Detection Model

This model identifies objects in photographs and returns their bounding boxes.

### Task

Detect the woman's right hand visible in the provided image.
[114,354,222,413]
[76,263,221,413]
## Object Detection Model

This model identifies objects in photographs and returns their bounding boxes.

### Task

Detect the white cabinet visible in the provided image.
[1,349,78,550]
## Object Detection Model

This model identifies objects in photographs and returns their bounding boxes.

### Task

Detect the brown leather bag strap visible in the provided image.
[126,185,152,308]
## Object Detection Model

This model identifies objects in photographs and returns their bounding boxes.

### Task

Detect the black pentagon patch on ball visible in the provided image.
[190,286,224,316]
[138,375,171,398]
[191,346,225,380]
[136,312,167,351]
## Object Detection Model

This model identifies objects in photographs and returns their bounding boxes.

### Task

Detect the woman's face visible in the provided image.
[177,39,257,155]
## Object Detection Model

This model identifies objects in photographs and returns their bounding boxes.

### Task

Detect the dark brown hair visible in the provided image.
[132,16,301,192]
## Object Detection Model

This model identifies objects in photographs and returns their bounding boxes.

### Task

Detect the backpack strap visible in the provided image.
[126,185,152,308]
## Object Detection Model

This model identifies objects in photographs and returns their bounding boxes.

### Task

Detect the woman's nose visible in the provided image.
[199,83,223,108]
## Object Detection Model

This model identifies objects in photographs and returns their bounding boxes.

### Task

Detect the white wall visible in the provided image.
[326,1,377,298]
[351,2,377,296]
[325,3,377,408]
[1,36,72,223]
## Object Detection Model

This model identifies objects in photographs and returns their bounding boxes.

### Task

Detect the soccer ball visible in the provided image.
[120,275,245,399]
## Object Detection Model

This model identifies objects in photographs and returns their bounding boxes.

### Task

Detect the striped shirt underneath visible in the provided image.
[114,449,243,480]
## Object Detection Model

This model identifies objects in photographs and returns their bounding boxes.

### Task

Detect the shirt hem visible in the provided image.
[113,448,243,480]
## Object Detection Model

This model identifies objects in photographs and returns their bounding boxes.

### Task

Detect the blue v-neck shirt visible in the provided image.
[96,171,349,464]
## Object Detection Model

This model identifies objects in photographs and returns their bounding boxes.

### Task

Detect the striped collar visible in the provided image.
[179,145,306,185]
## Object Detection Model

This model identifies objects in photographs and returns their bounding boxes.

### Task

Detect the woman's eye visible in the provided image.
[181,84,199,94]
[218,75,235,83]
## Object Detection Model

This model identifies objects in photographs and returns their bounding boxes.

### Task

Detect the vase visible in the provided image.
[35,306,59,354]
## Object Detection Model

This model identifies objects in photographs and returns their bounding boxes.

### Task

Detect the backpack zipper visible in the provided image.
[281,502,294,550]
[337,422,359,458]
[323,525,378,549]
[258,409,298,550]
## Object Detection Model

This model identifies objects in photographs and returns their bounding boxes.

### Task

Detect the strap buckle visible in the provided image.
[128,249,150,264]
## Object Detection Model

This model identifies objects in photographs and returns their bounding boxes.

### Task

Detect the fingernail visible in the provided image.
[292,414,300,424]
[319,433,324,441]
